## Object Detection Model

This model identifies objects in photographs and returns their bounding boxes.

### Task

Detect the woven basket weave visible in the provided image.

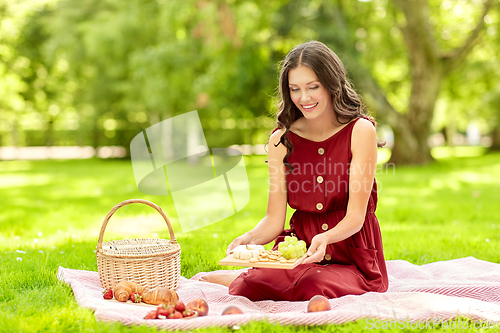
[96,199,181,290]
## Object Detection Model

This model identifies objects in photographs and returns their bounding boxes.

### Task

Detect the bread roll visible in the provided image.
[142,287,179,305]
[112,280,145,302]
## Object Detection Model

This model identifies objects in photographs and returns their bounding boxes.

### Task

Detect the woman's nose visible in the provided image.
[300,89,311,102]
[300,92,312,103]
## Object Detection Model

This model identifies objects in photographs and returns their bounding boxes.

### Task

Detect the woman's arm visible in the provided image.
[303,118,378,264]
[226,129,289,255]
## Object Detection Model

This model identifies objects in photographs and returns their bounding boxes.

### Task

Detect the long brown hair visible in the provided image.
[274,40,382,171]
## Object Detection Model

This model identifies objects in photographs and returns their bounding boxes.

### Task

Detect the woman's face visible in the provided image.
[288,65,333,120]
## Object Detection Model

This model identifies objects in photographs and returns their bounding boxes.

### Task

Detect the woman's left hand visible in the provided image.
[302,234,329,264]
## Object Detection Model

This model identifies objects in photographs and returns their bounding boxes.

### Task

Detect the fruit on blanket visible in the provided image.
[144,310,158,319]
[187,298,209,317]
[157,304,175,317]
[222,305,244,315]
[307,295,331,312]
[168,311,183,319]
[102,288,113,300]
[175,301,186,312]
[182,308,195,318]
[144,303,198,320]
[113,280,145,302]
[142,287,179,305]
[130,292,142,303]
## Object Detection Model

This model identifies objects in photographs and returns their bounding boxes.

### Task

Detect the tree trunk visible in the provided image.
[489,107,500,151]
[389,63,442,164]
[92,114,100,149]
[445,110,456,147]
[326,0,494,165]
[45,117,54,147]
[387,0,493,164]
[490,126,500,151]
[11,120,19,147]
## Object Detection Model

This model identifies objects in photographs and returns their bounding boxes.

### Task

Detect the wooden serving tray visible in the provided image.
[219,253,307,269]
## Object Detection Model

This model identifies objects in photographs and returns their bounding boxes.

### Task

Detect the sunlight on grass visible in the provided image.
[2,152,500,332]
[431,146,487,159]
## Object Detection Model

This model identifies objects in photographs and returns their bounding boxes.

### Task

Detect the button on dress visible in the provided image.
[228,117,389,301]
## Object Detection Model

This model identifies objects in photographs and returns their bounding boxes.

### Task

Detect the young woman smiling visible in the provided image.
[201,40,388,301]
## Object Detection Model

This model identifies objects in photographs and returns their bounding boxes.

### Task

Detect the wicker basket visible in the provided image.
[96,199,181,290]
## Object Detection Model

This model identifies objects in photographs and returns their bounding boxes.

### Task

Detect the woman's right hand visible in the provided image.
[226,232,253,256]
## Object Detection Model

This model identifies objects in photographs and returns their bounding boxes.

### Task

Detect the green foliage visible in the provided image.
[1,153,500,331]
[435,3,500,136]
[1,0,499,155]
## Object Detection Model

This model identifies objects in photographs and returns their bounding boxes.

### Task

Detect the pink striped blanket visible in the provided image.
[57,257,500,330]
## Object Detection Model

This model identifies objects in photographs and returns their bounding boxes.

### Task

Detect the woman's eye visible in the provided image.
[290,88,299,92]
[310,86,319,90]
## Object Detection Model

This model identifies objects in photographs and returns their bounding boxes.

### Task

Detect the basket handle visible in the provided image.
[96,199,177,251]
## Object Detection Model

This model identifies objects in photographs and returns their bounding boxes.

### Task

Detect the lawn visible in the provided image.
[1,147,500,332]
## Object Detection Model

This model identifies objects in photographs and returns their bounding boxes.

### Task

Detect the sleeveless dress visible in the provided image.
[228,117,389,301]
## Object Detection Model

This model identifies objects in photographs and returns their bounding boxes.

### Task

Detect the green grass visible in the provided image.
[1,149,500,332]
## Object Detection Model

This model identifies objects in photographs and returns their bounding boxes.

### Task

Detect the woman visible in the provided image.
[201,40,388,301]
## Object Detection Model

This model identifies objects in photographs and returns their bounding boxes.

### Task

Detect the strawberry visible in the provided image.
[168,311,183,319]
[130,291,142,303]
[175,301,186,312]
[144,310,157,319]
[157,304,174,317]
[182,308,195,318]
[102,288,113,300]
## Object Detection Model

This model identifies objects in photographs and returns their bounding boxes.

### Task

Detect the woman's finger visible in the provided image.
[306,242,319,257]
[226,239,242,256]
[303,241,326,264]
[302,252,322,264]
[227,245,236,256]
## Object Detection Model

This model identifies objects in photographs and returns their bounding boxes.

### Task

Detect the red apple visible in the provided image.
[222,305,244,315]
[187,298,209,317]
[307,295,331,312]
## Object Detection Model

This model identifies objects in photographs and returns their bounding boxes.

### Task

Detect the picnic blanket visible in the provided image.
[57,256,500,330]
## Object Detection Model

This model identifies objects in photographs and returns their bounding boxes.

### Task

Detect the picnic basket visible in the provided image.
[96,199,181,290]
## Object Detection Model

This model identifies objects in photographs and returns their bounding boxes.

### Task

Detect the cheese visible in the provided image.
[233,244,265,259]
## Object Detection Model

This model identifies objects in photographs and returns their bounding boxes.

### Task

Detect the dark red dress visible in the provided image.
[228,117,389,301]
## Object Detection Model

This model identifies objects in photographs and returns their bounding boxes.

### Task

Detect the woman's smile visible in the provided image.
[301,102,318,112]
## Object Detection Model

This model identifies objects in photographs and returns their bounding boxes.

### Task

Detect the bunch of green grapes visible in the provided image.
[278,235,307,259]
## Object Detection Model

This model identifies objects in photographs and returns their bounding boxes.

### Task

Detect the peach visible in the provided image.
[187,298,209,317]
[307,295,331,312]
[222,305,244,315]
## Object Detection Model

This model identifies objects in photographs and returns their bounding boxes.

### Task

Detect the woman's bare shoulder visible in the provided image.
[352,117,376,135]
[352,117,377,145]
[270,117,305,142]
[289,117,306,134]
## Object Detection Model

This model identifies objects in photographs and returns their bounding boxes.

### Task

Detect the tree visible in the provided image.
[265,0,496,164]
[355,0,495,164]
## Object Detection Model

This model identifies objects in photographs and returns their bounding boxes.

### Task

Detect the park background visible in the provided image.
[1,0,500,332]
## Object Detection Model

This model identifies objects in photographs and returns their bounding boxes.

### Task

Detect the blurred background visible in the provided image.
[2,3,500,330]
[0,0,499,165]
